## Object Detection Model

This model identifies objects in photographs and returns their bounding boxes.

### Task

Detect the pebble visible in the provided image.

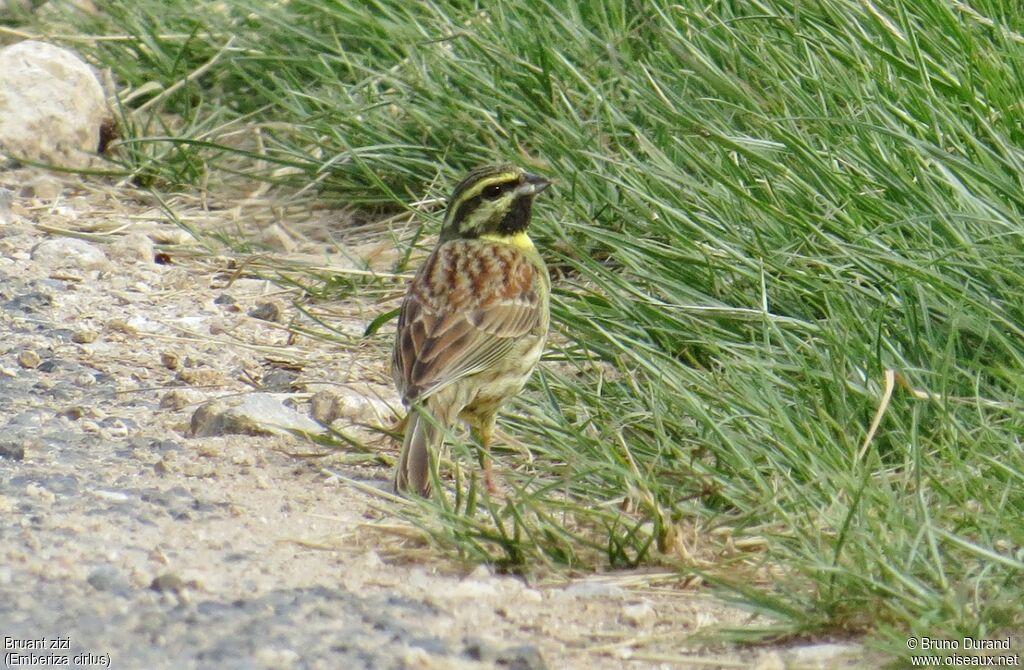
[159,388,203,410]
[190,393,325,437]
[160,351,181,370]
[176,366,226,387]
[71,328,98,344]
[0,440,26,461]
[149,573,187,593]
[109,231,155,263]
[308,384,393,425]
[261,367,298,391]
[17,349,41,369]
[248,300,283,322]
[309,390,341,424]
[31,237,110,271]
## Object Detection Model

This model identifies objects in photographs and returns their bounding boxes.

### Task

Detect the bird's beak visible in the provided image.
[517,172,553,196]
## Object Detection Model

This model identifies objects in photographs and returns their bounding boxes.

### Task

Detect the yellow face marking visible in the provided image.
[480,231,535,251]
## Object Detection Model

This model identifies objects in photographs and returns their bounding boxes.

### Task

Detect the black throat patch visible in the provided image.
[497,196,533,236]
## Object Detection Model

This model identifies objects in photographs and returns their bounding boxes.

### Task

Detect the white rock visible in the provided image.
[0,40,108,168]
[109,232,155,263]
[31,237,109,270]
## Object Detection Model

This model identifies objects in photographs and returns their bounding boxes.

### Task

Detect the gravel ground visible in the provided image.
[0,171,876,670]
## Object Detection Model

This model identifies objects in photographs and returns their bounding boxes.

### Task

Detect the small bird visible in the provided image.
[392,164,552,497]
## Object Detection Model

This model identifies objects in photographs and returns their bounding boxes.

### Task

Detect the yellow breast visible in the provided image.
[479,231,535,251]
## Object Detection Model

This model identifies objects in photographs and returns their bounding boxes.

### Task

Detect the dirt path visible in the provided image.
[0,171,872,669]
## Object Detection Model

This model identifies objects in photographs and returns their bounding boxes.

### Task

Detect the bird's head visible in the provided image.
[439,164,552,243]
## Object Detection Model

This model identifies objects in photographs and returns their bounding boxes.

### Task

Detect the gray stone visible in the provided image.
[248,301,283,322]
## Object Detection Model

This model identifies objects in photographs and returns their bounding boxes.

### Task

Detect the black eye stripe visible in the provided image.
[482,184,504,199]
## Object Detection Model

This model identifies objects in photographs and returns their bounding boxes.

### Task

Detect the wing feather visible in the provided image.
[393,239,543,403]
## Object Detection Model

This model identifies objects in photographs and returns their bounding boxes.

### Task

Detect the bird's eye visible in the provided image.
[481,184,504,199]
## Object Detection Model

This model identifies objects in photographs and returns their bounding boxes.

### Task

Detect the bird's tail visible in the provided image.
[393,409,440,497]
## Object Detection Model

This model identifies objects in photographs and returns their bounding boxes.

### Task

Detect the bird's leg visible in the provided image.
[390,413,408,440]
[473,418,498,494]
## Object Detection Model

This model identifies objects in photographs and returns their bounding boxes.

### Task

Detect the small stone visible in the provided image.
[73,372,96,386]
[463,638,546,670]
[248,300,283,323]
[309,390,342,424]
[0,440,26,461]
[17,349,41,369]
[71,328,98,344]
[100,418,129,439]
[160,351,180,370]
[153,457,177,475]
[149,573,186,593]
[188,402,226,437]
[261,367,298,391]
[463,637,502,663]
[31,237,110,271]
[5,291,53,314]
[58,406,85,420]
[107,319,137,335]
[190,393,325,438]
[109,231,155,263]
[176,366,226,387]
[308,384,393,425]
[159,388,202,410]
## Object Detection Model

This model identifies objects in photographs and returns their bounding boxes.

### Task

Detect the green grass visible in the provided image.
[38,0,1024,659]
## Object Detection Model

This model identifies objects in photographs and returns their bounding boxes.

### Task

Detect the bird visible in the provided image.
[392,163,552,497]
